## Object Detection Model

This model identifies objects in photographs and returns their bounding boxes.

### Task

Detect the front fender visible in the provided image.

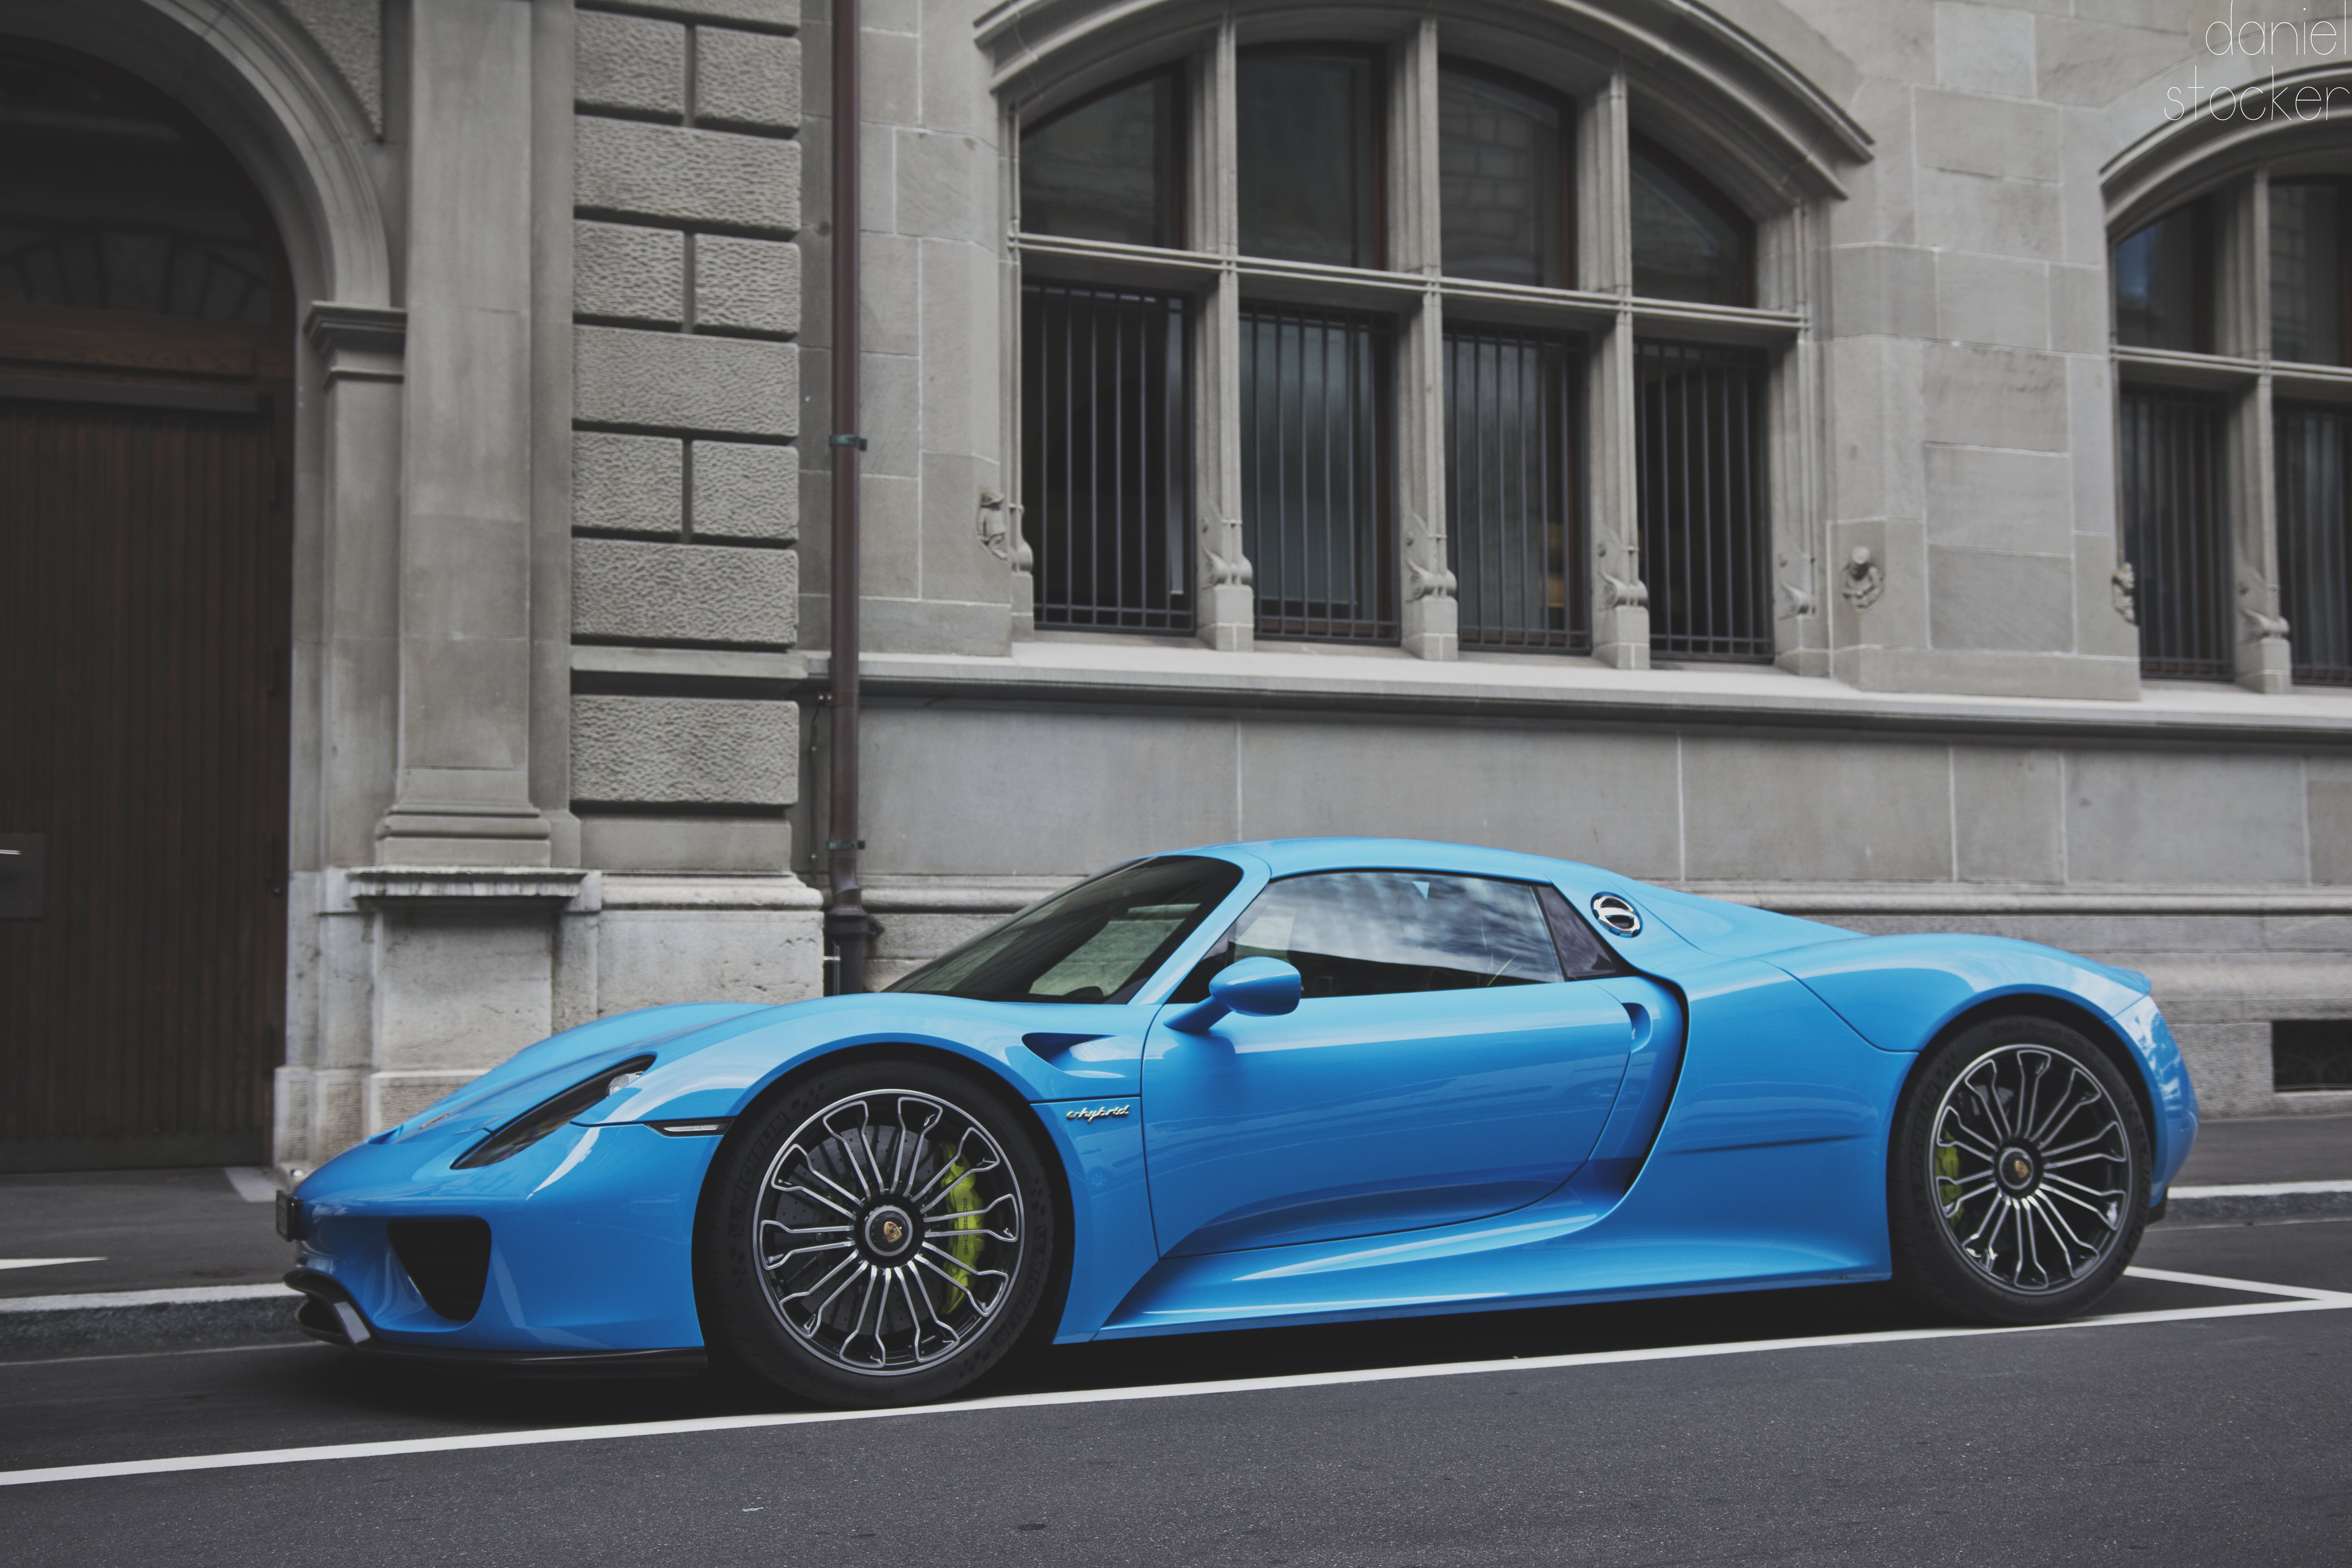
[1769,933,2149,1054]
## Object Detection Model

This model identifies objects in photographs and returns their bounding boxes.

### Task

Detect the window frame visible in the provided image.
[1627,131,1756,311]
[1016,64,1188,252]
[1006,26,1807,668]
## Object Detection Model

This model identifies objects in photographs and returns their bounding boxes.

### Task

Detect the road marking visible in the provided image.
[0,1342,324,1371]
[0,1283,297,1313]
[3,1267,2344,1490]
[0,1259,103,1274]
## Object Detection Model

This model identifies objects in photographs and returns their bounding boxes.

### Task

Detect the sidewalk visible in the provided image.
[2,1114,2345,1361]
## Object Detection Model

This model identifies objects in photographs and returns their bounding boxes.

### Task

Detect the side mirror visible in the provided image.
[1164,957,1303,1034]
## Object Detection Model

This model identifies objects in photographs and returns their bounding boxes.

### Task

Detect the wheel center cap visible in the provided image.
[863,1204,916,1259]
[1997,1146,2038,1193]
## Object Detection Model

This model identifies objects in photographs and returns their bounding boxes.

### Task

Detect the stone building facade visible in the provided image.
[2,0,2348,1173]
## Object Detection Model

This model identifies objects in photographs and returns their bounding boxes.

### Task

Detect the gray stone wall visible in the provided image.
[571,0,807,875]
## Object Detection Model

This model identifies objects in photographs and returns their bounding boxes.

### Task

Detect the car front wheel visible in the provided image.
[1889,1016,2151,1324]
[698,1058,1059,1407]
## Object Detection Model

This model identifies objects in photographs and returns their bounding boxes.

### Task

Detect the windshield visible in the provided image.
[887,855,1244,1004]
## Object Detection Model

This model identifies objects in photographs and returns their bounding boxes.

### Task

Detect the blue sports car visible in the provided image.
[282,838,2198,1407]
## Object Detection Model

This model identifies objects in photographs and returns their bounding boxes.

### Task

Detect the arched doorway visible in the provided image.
[0,40,293,1171]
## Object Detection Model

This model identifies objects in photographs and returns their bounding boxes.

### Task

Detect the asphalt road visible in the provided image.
[3,1217,2348,1567]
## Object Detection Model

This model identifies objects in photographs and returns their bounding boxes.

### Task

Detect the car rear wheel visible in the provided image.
[1889,1016,2151,1324]
[698,1058,1059,1408]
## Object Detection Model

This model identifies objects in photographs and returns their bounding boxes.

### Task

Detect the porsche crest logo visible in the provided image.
[2009,1156,2031,1184]
[880,1219,905,1245]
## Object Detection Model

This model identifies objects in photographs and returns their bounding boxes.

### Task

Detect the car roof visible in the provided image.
[1176,836,1615,884]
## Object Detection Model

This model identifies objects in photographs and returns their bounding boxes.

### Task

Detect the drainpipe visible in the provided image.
[824,0,868,992]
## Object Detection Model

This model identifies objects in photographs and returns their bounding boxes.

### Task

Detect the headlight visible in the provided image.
[451,1055,657,1170]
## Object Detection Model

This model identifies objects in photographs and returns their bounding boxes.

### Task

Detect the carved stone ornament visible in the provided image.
[2110,562,2137,626]
[1406,559,1458,602]
[1205,547,1253,588]
[2239,588,2290,642]
[1601,571,1648,609]
[1840,546,1884,610]
[975,490,1021,562]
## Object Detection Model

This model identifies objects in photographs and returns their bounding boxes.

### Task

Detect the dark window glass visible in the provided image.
[2274,401,2352,684]
[1629,140,1749,307]
[1020,282,1191,631]
[2271,181,2345,365]
[0,49,275,324]
[1237,51,1379,268]
[2118,387,2231,679]
[1637,340,1771,661]
[1227,872,1567,999]
[889,856,1242,1005]
[1534,886,1623,980]
[2274,1020,2352,1090]
[1018,70,1181,248]
[1439,65,1567,288]
[1445,323,1584,650]
[1242,303,1395,641]
[2113,203,2207,353]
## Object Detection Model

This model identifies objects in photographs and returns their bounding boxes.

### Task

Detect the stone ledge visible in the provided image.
[799,643,2352,745]
[571,645,808,682]
[601,873,823,910]
[342,868,593,907]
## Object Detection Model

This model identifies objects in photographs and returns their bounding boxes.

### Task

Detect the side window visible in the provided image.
[1535,885,1624,979]
[1222,871,1567,999]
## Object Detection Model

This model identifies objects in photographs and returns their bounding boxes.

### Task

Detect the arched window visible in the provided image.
[2110,165,2352,687]
[1011,29,1791,663]
[0,49,277,324]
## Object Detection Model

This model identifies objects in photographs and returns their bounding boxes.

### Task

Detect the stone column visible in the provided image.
[2225,176,2291,693]
[1393,19,1456,662]
[1193,20,1253,652]
[1581,70,1648,669]
[375,0,554,866]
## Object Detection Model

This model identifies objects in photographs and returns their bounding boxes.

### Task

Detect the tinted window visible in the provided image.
[2271,182,2342,365]
[1020,71,1181,248]
[1630,141,1748,306]
[1439,66,1566,288]
[888,855,1240,1004]
[2115,202,2206,353]
[1238,51,1379,268]
[1225,872,1566,998]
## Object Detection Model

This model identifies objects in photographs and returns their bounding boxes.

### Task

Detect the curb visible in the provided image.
[2162,1180,2352,1225]
[0,1284,303,1361]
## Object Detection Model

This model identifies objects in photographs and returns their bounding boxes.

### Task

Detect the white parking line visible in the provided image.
[3,1267,2345,1490]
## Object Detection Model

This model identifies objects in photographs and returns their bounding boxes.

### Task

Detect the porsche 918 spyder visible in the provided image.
[281,837,2196,1407]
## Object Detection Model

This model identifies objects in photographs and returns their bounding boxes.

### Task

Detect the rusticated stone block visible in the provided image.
[696,29,800,130]
[573,537,798,646]
[575,220,684,324]
[575,118,799,233]
[574,325,797,436]
[574,431,682,536]
[588,0,799,27]
[571,693,797,804]
[575,11,685,117]
[692,441,797,540]
[695,235,799,336]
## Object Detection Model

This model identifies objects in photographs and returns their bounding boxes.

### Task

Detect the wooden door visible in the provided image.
[0,348,292,1170]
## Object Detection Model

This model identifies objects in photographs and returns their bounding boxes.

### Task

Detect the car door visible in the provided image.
[1140,870,1635,1257]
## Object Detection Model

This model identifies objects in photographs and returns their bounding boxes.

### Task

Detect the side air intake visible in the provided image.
[387,1218,494,1322]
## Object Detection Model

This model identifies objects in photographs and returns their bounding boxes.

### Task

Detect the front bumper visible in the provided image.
[288,1118,721,1356]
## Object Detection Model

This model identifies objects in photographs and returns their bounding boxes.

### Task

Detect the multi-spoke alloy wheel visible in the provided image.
[755,1089,1024,1374]
[700,1059,1058,1407]
[1929,1044,2132,1293]
[1890,1017,2150,1324]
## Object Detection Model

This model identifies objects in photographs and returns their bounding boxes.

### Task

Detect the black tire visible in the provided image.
[1889,1015,2151,1324]
[697,1056,1060,1408]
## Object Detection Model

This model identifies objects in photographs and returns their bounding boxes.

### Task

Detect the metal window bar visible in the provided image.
[1635,340,1769,661]
[1444,324,1586,651]
[1019,282,1193,632]
[2117,387,2231,679]
[1241,303,1396,641]
[2276,401,2352,684]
